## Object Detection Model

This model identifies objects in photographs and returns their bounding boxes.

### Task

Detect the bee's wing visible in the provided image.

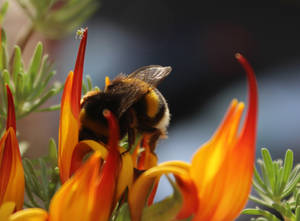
[128,65,172,86]
[107,75,149,116]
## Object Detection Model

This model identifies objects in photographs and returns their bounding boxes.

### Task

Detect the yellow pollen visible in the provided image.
[145,88,159,118]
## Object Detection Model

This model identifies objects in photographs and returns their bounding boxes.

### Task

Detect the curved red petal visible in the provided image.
[90,110,121,220]
[0,131,12,205]
[6,85,16,131]
[71,28,88,118]
[235,53,258,146]
[103,109,119,151]
[175,176,198,219]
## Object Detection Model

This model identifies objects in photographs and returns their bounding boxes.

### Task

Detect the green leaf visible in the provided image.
[0,1,9,24]
[82,80,87,95]
[48,138,57,165]
[280,149,293,192]
[86,75,93,91]
[282,171,300,198]
[15,72,25,106]
[12,46,23,85]
[254,166,269,192]
[295,206,300,221]
[23,152,60,209]
[242,208,281,221]
[141,176,182,221]
[2,69,11,89]
[261,148,276,192]
[249,195,272,208]
[28,42,43,88]
[23,158,44,202]
[19,88,56,118]
[0,40,8,70]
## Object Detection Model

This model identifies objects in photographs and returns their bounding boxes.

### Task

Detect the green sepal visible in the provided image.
[141,176,183,221]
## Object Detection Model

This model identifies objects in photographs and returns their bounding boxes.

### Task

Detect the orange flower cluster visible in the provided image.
[0,28,258,221]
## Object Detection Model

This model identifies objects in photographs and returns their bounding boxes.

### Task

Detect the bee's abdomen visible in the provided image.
[133,88,170,133]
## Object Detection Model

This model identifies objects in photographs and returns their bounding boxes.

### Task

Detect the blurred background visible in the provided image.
[3,0,300,220]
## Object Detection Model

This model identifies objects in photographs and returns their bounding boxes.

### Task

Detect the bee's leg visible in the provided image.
[148,129,162,152]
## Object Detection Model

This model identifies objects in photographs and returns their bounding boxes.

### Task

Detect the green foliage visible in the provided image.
[0,40,62,124]
[0,1,8,24]
[242,148,300,221]
[15,0,100,38]
[23,138,60,210]
[82,74,99,95]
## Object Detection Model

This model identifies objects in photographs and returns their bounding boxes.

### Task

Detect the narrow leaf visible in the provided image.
[261,148,276,192]
[280,149,293,192]
[48,138,57,165]
[12,46,23,84]
[0,1,9,23]
[242,208,281,221]
[28,42,43,87]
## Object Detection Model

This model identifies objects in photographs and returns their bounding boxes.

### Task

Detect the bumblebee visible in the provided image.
[79,65,171,151]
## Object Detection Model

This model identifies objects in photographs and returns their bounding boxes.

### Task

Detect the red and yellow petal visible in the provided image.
[58,72,81,183]
[129,162,198,221]
[50,152,104,220]
[0,86,24,211]
[9,208,48,221]
[58,29,88,183]
[191,54,258,221]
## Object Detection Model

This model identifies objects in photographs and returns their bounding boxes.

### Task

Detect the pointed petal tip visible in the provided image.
[235,53,258,138]
[5,85,16,131]
[83,27,88,38]
[71,28,88,117]
[103,109,120,149]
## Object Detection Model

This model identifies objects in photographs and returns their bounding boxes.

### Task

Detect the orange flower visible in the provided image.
[52,110,121,221]
[8,110,122,221]
[129,53,258,221]
[0,86,24,211]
